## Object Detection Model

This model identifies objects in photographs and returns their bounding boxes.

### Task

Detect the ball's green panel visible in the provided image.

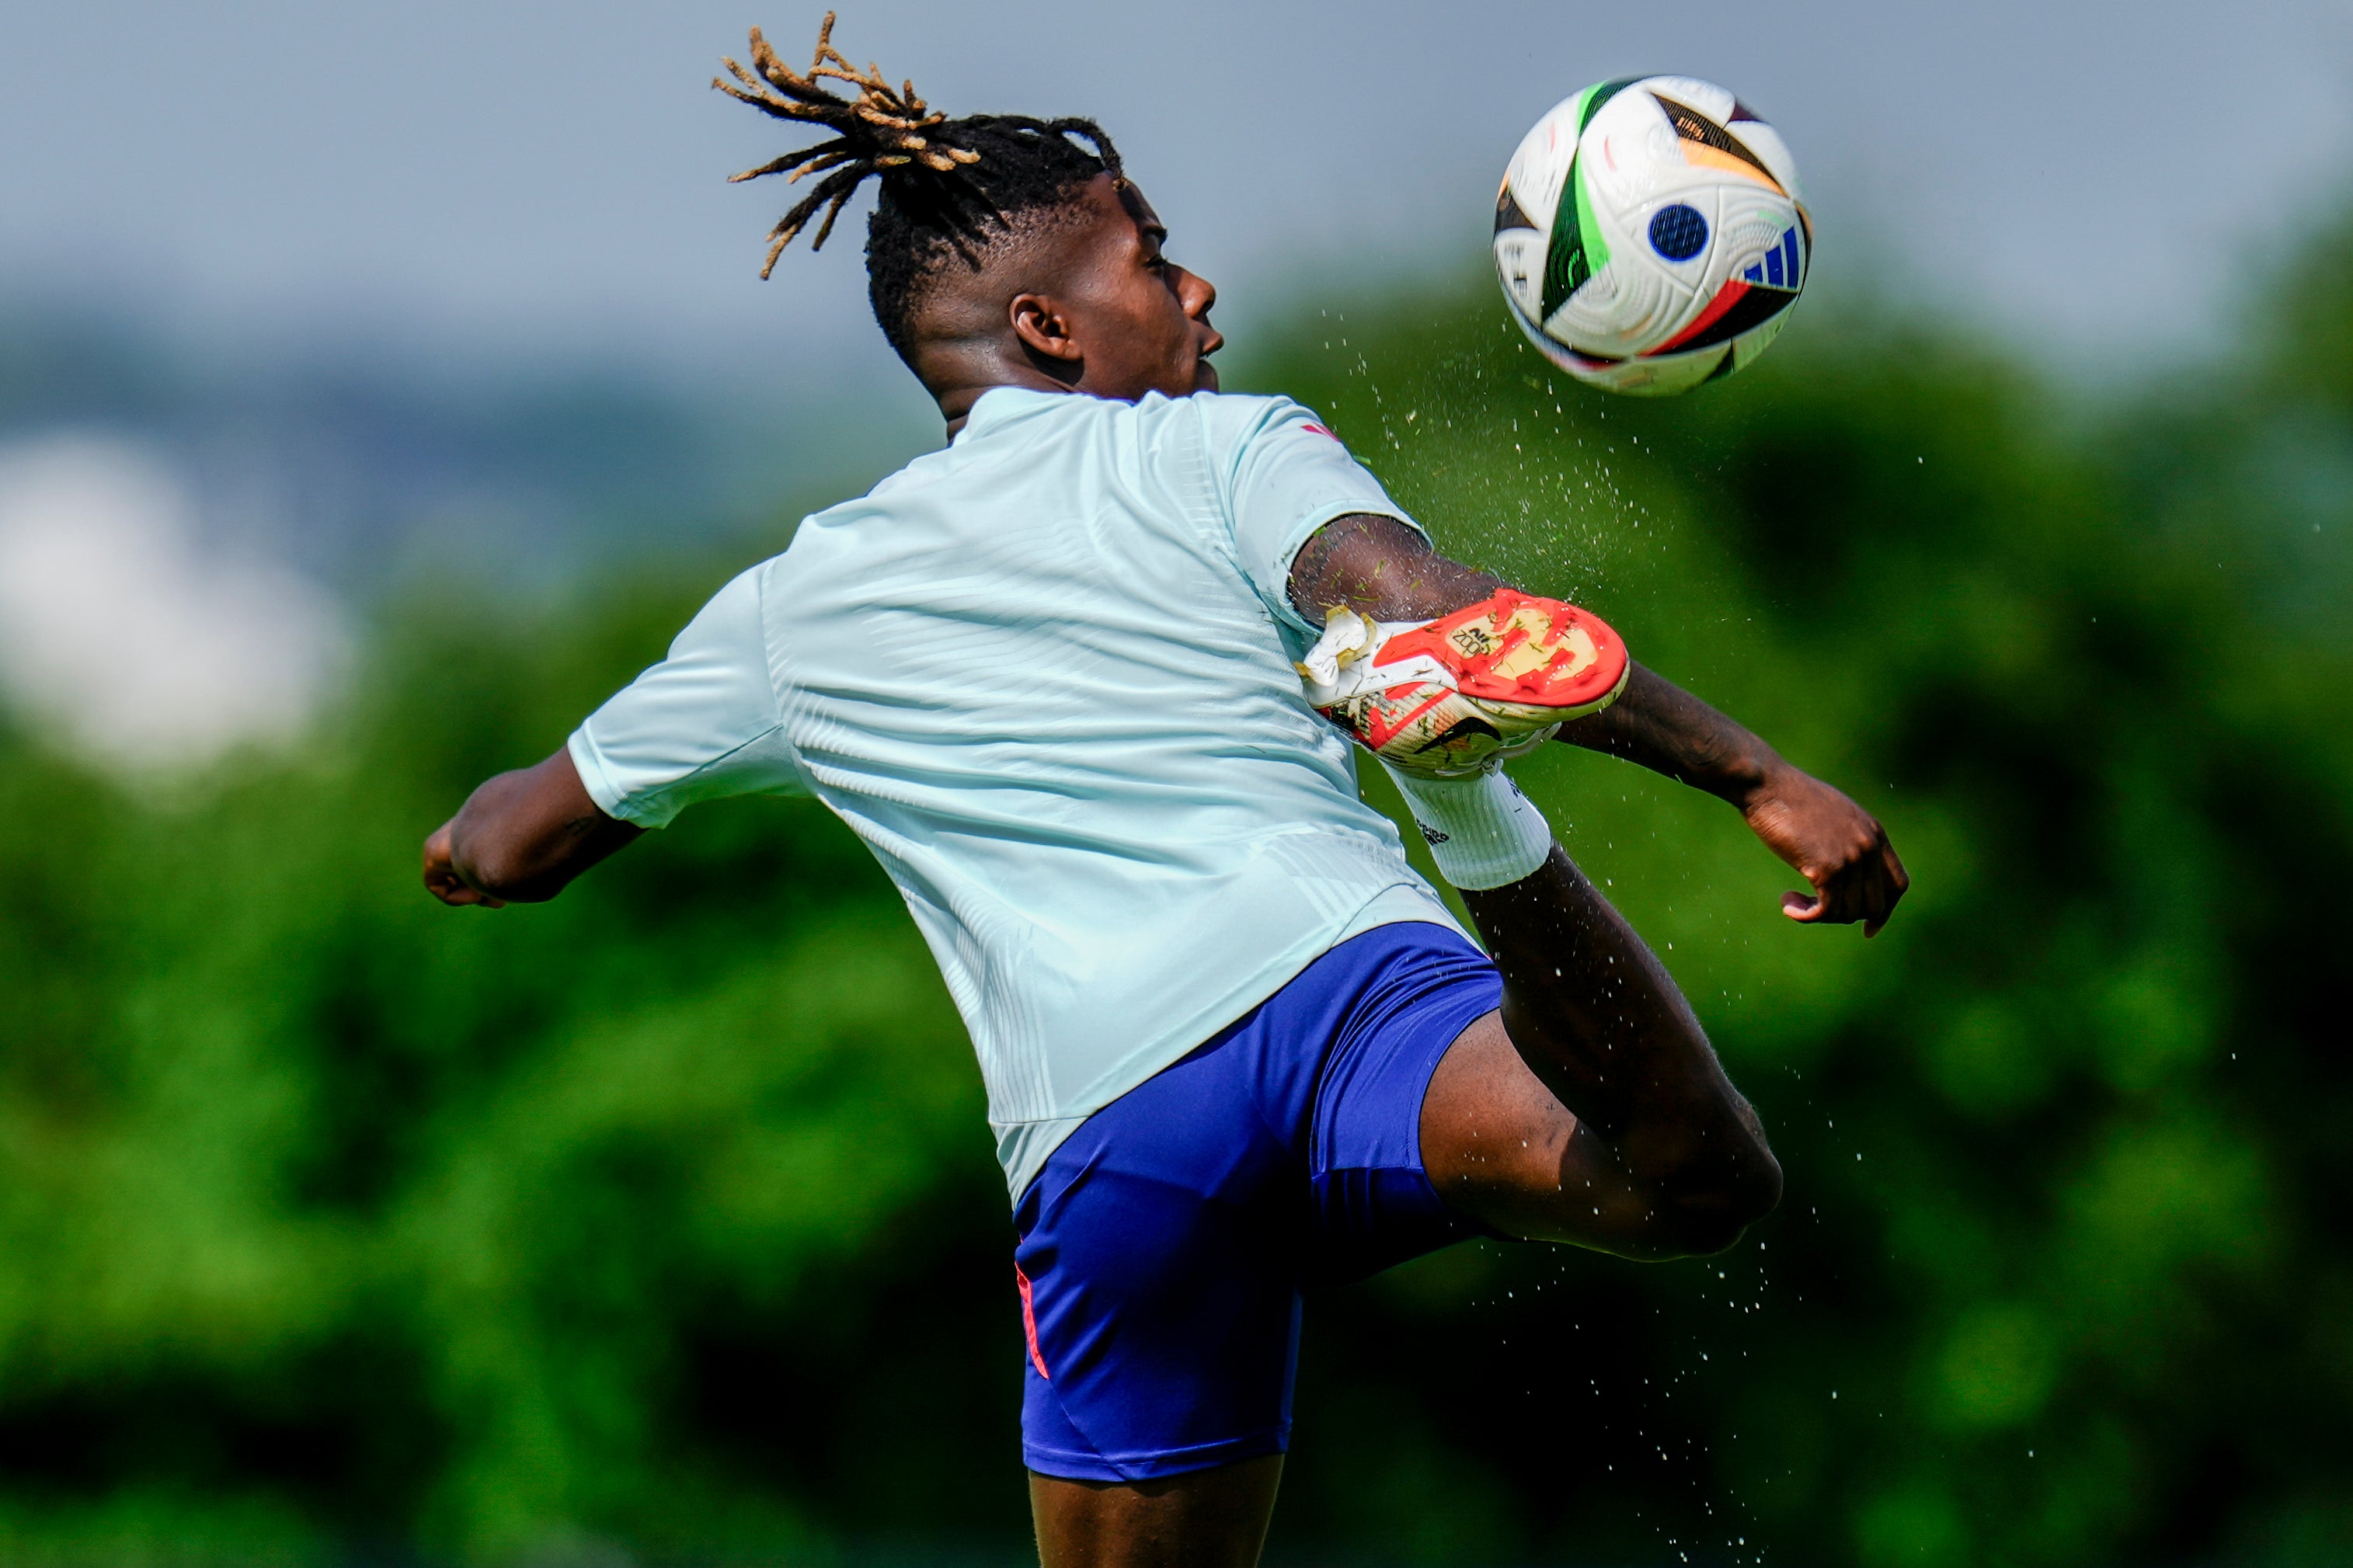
[1539,79,1638,321]
[1579,77,1641,130]
[1572,163,1610,280]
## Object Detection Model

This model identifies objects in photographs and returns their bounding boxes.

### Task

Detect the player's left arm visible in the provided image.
[1290,513,1909,936]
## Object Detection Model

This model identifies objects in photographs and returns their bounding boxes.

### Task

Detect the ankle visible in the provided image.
[1383,767,1554,889]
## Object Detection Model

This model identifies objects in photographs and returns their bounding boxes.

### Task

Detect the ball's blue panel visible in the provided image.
[1648,203,1709,262]
[1740,226,1805,289]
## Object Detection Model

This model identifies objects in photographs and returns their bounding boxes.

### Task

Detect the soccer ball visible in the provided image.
[1493,77,1809,396]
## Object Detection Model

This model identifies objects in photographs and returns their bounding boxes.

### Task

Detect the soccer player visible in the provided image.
[423,21,1908,1567]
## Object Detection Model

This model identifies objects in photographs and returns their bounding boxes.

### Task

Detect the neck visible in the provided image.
[921,341,1079,439]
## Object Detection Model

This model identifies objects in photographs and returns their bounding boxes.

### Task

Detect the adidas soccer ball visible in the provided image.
[1493,76,1809,396]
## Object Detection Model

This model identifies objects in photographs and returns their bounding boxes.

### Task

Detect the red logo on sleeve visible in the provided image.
[1301,423,1338,440]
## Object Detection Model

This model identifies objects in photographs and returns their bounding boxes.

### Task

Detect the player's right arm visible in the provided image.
[1289,511,1908,934]
[421,565,804,909]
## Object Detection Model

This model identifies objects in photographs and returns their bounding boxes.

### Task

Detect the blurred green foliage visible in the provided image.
[0,241,2348,1567]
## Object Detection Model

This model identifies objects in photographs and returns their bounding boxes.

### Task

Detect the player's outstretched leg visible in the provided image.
[1423,843,1781,1256]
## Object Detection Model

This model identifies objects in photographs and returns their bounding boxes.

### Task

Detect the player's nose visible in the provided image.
[1177,265,1217,320]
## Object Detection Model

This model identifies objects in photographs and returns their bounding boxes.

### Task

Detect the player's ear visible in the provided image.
[1010,293,1084,381]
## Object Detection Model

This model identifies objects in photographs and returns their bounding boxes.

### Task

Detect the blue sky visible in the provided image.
[1,0,2348,770]
[5,0,2350,380]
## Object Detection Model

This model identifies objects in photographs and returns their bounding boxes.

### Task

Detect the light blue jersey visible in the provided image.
[569,387,1464,1200]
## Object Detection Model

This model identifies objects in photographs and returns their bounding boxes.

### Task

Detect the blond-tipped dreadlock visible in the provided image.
[715,14,982,276]
[715,15,1125,359]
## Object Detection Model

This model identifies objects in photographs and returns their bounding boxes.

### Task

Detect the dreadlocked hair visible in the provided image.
[715,14,1124,360]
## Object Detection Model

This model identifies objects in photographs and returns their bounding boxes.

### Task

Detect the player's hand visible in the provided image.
[422,820,505,908]
[1740,767,1908,937]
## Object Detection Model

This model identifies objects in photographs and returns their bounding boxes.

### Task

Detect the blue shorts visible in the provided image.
[1011,921,1503,1482]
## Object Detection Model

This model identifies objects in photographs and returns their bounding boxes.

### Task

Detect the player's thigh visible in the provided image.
[1030,1454,1284,1568]
[1418,1009,1592,1239]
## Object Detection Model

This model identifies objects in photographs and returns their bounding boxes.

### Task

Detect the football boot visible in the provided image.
[1297,589,1630,777]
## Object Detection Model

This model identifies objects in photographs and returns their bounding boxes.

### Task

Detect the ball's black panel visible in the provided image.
[1648,203,1709,261]
[1495,184,1538,235]
[1671,281,1798,354]
[1540,160,1591,319]
[1651,92,1777,183]
[1533,81,1645,320]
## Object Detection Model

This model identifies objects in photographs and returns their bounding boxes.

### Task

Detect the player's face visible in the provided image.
[1058,176,1223,398]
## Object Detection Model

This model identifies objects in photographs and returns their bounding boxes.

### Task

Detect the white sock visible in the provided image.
[1383,764,1554,890]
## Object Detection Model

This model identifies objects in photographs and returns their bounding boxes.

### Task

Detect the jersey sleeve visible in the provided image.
[1213,397,1428,637]
[566,564,809,829]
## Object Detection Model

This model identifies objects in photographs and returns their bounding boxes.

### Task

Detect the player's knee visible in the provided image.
[1655,1144,1782,1256]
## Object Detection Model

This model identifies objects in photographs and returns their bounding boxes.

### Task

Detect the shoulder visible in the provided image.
[771,442,955,564]
[1184,390,1336,448]
[670,558,778,655]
